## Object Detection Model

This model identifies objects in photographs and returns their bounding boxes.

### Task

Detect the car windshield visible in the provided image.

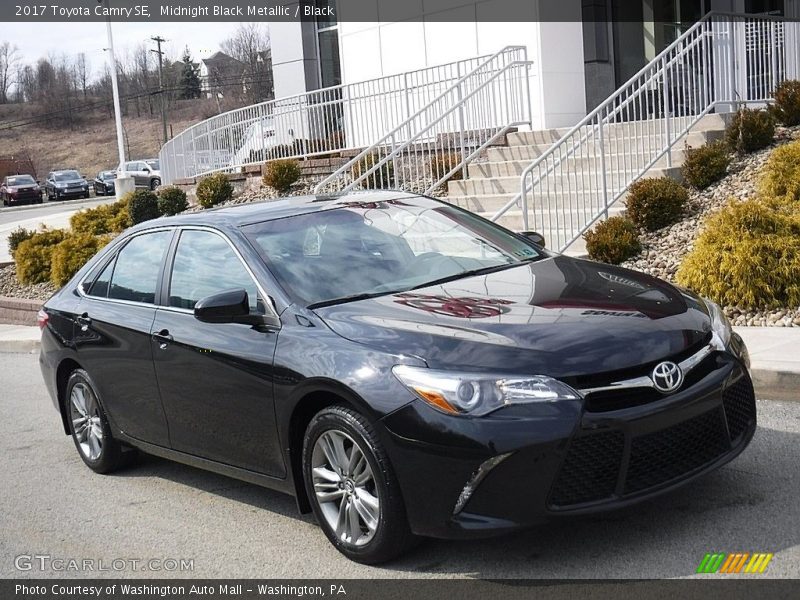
[101,171,117,180]
[243,196,544,307]
[145,159,159,170]
[7,175,35,186]
[54,171,80,181]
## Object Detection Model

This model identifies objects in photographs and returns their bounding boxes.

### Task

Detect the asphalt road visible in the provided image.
[0,352,798,579]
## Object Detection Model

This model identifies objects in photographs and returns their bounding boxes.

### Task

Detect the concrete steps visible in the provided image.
[445,112,729,254]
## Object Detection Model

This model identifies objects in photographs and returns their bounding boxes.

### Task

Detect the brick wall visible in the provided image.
[171,156,351,203]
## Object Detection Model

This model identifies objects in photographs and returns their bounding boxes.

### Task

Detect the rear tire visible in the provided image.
[65,369,132,474]
[302,405,417,564]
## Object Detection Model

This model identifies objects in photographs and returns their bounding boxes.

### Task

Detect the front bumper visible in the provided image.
[381,352,756,539]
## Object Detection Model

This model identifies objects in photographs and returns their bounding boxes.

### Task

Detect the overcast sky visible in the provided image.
[3,22,245,77]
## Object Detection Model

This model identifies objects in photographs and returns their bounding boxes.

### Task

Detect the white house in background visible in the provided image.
[269,0,798,129]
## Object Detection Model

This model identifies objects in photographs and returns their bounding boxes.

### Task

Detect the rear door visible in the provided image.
[151,227,284,476]
[74,229,174,446]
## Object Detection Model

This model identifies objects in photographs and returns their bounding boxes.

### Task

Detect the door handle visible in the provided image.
[152,329,173,349]
[77,313,92,332]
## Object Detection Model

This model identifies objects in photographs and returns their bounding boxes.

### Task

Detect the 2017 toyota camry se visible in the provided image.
[38,191,756,564]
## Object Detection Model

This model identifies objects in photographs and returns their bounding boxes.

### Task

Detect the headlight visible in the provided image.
[704,299,732,349]
[392,365,580,416]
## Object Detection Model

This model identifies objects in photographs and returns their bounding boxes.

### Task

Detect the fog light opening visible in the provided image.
[453,452,512,515]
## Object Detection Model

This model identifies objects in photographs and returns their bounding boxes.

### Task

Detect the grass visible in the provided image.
[0,99,213,180]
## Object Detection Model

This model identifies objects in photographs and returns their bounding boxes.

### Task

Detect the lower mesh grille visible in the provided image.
[624,407,729,494]
[549,376,756,508]
[548,431,624,506]
[723,376,756,441]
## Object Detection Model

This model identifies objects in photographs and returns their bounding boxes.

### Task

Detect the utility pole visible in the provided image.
[150,35,169,145]
[103,0,133,198]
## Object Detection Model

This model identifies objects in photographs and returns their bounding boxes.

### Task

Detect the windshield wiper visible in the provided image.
[307,291,400,310]
[410,258,539,291]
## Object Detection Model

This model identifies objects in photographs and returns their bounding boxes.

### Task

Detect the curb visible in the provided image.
[0,340,796,401]
[0,340,40,354]
[0,195,117,215]
[750,368,800,402]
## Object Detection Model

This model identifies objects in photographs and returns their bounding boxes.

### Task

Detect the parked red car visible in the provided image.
[1,174,43,206]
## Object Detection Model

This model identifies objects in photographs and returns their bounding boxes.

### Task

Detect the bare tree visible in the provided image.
[0,42,20,104]
[221,23,273,103]
[75,53,90,100]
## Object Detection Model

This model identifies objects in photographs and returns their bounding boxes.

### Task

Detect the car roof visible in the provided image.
[128,190,428,232]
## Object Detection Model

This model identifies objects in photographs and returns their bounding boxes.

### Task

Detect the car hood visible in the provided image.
[312,255,712,378]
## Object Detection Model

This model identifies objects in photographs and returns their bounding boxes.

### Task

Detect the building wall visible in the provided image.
[335,0,586,128]
[270,3,322,99]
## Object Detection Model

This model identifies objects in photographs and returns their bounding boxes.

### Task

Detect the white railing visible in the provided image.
[313,47,532,194]
[159,48,528,184]
[491,12,800,252]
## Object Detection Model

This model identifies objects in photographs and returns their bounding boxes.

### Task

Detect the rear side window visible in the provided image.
[104,231,172,304]
[168,230,260,311]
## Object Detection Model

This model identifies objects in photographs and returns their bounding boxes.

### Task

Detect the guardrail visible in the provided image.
[159,48,529,184]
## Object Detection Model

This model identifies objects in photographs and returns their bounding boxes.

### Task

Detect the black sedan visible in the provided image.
[44,170,90,201]
[93,170,117,196]
[38,191,756,564]
[1,174,43,206]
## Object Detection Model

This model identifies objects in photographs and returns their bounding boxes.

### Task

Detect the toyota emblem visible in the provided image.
[651,361,683,393]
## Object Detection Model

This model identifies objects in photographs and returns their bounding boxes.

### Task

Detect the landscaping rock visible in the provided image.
[620,125,800,327]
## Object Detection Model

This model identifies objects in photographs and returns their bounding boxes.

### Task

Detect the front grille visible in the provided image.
[549,375,755,509]
[723,376,756,441]
[584,354,720,413]
[572,333,712,392]
[624,407,729,494]
[548,431,624,506]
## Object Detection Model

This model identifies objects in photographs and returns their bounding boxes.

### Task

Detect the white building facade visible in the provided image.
[269,0,798,130]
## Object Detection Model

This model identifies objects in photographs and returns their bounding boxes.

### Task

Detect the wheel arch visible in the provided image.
[55,358,83,435]
[285,381,377,514]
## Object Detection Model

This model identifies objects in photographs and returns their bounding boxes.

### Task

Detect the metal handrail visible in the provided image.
[160,48,528,184]
[313,46,531,194]
[490,12,796,251]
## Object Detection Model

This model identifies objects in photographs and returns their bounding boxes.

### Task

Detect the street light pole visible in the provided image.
[102,0,133,197]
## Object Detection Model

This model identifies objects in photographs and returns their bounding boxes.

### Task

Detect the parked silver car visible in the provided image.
[120,160,161,190]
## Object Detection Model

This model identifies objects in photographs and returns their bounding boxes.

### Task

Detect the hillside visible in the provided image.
[0,99,216,180]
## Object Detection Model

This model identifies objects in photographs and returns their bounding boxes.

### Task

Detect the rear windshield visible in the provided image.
[7,175,35,186]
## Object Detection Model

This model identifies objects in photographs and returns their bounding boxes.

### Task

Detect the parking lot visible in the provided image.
[0,352,798,579]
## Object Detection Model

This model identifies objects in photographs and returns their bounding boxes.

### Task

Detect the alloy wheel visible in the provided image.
[311,429,380,547]
[69,382,104,461]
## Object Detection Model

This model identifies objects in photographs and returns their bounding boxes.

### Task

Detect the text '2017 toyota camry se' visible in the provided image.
[38,191,756,563]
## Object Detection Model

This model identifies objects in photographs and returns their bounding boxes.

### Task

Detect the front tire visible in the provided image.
[302,405,417,564]
[150,178,161,190]
[65,369,129,474]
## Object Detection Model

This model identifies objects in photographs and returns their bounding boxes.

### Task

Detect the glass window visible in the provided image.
[168,230,261,312]
[244,197,542,306]
[107,231,172,304]
[87,257,115,298]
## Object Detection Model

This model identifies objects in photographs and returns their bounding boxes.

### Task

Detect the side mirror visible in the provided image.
[194,288,280,329]
[194,289,250,323]
[521,231,546,248]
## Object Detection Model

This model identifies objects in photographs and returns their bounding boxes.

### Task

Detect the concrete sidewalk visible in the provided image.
[0,323,796,400]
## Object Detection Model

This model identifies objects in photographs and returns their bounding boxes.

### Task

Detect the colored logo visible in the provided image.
[696,553,774,574]
[652,361,683,393]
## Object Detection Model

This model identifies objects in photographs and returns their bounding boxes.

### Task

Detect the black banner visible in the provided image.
[1,0,793,23]
[3,579,800,600]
